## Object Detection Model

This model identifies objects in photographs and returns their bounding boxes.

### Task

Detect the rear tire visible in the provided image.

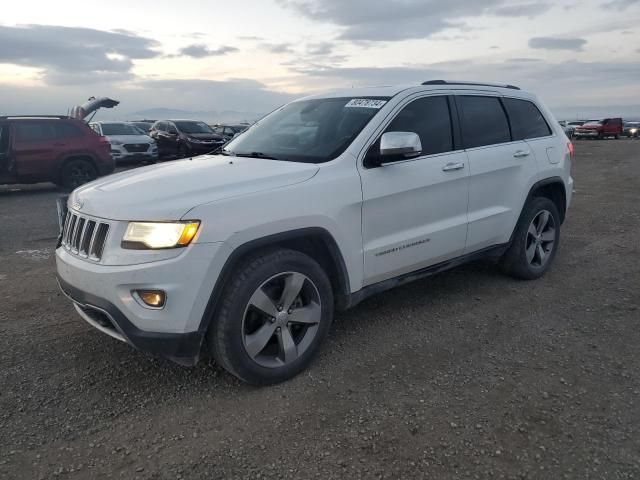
[60,158,98,191]
[500,197,561,280]
[209,248,334,385]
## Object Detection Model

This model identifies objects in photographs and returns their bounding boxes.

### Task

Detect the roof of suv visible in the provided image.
[301,81,535,102]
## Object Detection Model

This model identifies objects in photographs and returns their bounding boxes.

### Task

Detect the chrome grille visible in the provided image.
[61,212,110,261]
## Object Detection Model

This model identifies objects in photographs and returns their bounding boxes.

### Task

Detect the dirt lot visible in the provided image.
[1,139,639,480]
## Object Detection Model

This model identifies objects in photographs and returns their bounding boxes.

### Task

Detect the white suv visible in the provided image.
[56,80,574,384]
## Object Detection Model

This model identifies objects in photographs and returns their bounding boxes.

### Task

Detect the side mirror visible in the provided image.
[380,131,422,159]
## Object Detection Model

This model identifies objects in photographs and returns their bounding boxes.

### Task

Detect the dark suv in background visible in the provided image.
[149,120,225,159]
[0,116,114,189]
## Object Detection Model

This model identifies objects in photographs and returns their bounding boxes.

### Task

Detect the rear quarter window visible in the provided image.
[503,98,552,140]
[53,123,84,138]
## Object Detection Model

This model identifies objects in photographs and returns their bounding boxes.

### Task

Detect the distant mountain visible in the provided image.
[123,108,264,124]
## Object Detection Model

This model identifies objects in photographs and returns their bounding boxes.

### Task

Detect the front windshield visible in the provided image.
[223,97,389,163]
[101,123,144,135]
[175,121,214,134]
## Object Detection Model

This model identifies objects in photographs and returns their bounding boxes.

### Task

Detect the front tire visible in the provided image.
[209,248,334,385]
[500,197,561,280]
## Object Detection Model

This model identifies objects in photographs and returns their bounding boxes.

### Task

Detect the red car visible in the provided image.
[0,116,114,190]
[573,118,623,139]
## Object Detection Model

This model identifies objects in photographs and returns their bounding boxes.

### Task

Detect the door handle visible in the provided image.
[442,162,465,172]
[513,150,531,158]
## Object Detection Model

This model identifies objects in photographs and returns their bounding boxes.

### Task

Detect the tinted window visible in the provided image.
[101,123,142,135]
[503,98,551,140]
[52,123,83,138]
[458,96,511,148]
[15,122,53,142]
[0,125,9,154]
[385,96,453,156]
[174,121,213,134]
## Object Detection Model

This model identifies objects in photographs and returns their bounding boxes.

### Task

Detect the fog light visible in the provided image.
[136,290,166,308]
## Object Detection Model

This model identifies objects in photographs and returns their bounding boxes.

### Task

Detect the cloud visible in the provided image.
[307,42,336,56]
[177,44,238,58]
[278,0,551,41]
[601,0,640,9]
[260,42,296,54]
[529,36,587,51]
[488,2,552,16]
[0,24,160,85]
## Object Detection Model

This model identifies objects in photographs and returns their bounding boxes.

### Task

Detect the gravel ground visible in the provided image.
[1,139,639,480]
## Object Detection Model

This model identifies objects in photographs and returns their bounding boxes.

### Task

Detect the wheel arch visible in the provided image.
[529,177,567,224]
[509,177,567,245]
[198,227,352,336]
[55,154,99,183]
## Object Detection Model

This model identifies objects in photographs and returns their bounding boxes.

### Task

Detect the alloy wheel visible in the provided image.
[242,272,322,368]
[526,210,556,268]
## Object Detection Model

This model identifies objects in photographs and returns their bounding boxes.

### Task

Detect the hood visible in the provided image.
[71,155,319,220]
[577,123,602,130]
[105,134,153,144]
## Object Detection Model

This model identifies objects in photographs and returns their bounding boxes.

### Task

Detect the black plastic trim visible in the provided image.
[347,244,508,308]
[519,176,568,227]
[197,227,352,335]
[57,275,203,366]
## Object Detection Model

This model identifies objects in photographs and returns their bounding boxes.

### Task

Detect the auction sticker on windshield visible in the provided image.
[345,99,387,109]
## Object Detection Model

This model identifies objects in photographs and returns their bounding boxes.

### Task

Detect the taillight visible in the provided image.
[567,141,574,160]
[98,136,110,145]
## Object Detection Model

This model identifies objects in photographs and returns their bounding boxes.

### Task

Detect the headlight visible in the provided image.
[631,128,638,134]
[122,221,200,249]
[110,140,124,145]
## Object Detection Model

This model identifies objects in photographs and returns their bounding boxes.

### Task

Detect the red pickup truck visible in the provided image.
[573,118,623,139]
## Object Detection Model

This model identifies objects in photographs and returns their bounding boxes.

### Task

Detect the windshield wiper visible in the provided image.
[234,151,282,160]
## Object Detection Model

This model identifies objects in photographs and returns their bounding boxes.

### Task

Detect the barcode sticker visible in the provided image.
[345,99,387,109]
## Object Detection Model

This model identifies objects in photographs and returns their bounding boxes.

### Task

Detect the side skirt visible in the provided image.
[346,243,509,308]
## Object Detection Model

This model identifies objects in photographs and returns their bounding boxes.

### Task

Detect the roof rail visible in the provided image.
[0,115,71,120]
[421,80,520,90]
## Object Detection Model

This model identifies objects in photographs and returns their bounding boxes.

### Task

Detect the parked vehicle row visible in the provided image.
[149,120,226,159]
[558,117,640,139]
[90,122,158,164]
[573,118,624,139]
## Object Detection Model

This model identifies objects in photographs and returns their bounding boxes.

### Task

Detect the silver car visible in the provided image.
[90,122,158,164]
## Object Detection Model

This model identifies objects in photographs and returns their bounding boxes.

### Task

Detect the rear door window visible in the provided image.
[14,122,54,142]
[385,95,453,156]
[503,98,551,140]
[458,96,511,149]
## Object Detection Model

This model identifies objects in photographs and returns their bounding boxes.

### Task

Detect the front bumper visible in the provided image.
[55,241,229,365]
[111,144,159,163]
[57,276,202,365]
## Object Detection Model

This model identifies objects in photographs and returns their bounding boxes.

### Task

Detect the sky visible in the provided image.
[0,0,639,120]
